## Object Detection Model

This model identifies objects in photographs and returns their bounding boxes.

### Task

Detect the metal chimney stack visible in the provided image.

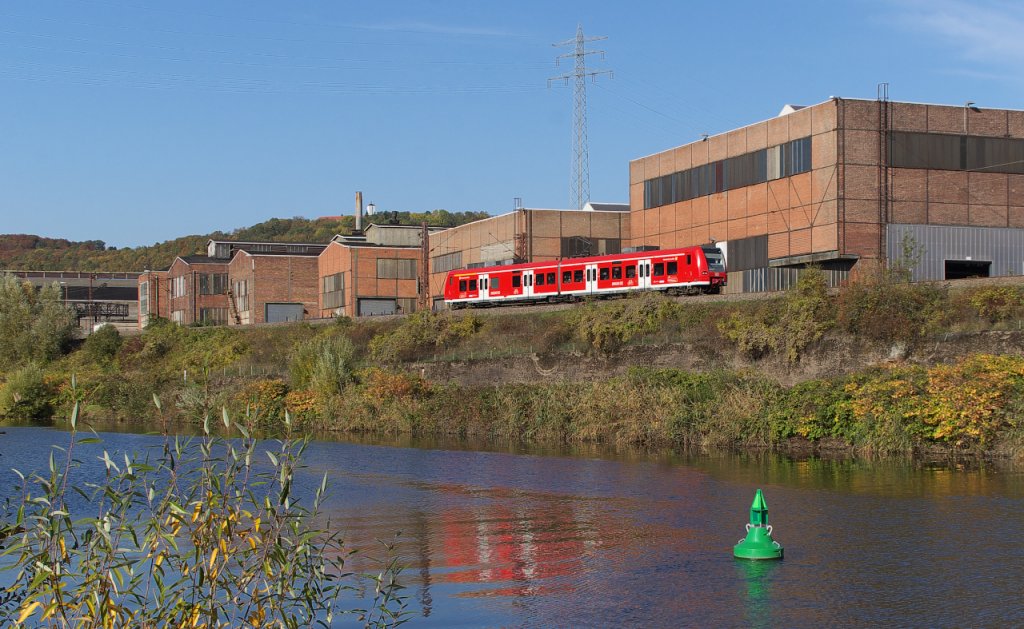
[355,191,363,232]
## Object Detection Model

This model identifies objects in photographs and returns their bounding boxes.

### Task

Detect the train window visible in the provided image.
[459,280,467,291]
[448,276,453,286]
[574,269,584,283]
[492,278,500,290]
[668,261,678,275]
[536,273,545,286]
[512,275,521,288]
[653,263,665,276]
[546,272,555,284]
[563,271,572,283]
[626,266,636,279]
[612,266,622,280]
[599,268,609,281]
[469,279,477,291]
[686,254,692,265]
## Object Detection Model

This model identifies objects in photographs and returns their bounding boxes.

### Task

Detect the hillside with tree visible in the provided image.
[0,210,489,272]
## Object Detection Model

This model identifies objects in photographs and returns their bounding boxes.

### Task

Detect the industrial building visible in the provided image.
[7,270,140,333]
[629,97,1024,290]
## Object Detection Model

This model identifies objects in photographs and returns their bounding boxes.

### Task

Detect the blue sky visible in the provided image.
[3,0,1024,248]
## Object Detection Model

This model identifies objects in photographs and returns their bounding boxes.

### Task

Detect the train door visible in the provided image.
[638,258,652,290]
[479,274,490,300]
[585,263,598,295]
[522,270,534,299]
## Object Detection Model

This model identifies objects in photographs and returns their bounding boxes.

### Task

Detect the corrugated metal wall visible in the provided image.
[723,267,850,294]
[887,223,1024,281]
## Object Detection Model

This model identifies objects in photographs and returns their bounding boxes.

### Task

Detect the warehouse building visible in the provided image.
[629,97,1024,291]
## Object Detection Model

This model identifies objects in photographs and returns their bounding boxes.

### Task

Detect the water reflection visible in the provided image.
[3,423,1024,627]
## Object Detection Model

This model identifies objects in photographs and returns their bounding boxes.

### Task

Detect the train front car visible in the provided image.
[699,246,727,293]
[444,269,481,309]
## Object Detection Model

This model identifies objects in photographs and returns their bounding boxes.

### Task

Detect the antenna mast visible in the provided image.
[550,25,612,210]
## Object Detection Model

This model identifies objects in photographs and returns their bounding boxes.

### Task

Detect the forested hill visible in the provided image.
[0,210,489,272]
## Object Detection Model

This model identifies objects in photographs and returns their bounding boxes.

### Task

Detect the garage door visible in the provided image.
[358,298,397,316]
[265,303,305,323]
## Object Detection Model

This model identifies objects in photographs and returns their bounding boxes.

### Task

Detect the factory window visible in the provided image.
[198,308,228,325]
[139,281,149,315]
[170,275,187,298]
[890,131,1024,174]
[233,280,249,312]
[377,258,417,279]
[321,272,345,310]
[643,136,812,208]
[432,251,463,274]
[199,273,228,295]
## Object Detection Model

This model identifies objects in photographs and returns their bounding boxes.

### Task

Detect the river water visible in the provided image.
[1,424,1023,628]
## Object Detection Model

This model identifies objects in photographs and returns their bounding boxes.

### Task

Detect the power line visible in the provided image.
[549,25,611,210]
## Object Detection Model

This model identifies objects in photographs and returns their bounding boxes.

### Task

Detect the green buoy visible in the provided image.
[733,489,784,560]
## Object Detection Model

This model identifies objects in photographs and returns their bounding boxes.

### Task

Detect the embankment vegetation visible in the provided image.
[4,267,1024,458]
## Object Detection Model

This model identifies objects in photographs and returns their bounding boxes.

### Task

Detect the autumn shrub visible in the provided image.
[966,286,1024,324]
[718,267,834,363]
[232,378,289,427]
[568,292,681,354]
[368,311,481,363]
[836,267,947,344]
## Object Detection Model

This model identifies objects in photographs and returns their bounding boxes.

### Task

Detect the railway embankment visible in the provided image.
[4,268,1024,460]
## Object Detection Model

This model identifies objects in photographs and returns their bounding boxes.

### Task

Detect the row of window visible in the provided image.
[377,258,417,280]
[199,273,228,295]
[432,251,463,274]
[198,308,228,325]
[642,136,812,209]
[889,131,1024,174]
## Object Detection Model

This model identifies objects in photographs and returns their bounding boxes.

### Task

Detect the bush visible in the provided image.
[836,267,946,344]
[568,292,681,354]
[718,267,834,363]
[82,325,122,364]
[0,274,76,370]
[289,333,357,396]
[967,286,1024,323]
[0,364,54,419]
[368,311,481,363]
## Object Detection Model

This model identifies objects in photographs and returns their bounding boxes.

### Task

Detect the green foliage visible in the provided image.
[0,404,409,626]
[82,325,123,364]
[0,274,76,370]
[568,292,681,353]
[0,363,54,419]
[718,267,834,362]
[368,311,481,363]
[289,333,358,397]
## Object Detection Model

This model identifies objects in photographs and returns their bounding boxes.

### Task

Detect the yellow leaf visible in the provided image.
[154,553,164,568]
[18,601,42,624]
[209,547,218,569]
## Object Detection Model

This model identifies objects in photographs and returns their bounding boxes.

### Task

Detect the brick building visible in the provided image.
[317,226,425,318]
[227,249,320,324]
[165,256,230,325]
[630,98,1024,291]
[426,204,630,308]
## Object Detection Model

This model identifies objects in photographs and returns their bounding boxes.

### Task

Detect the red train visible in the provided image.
[443,245,727,308]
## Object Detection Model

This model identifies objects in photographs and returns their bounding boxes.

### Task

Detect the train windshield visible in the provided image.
[703,248,726,272]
